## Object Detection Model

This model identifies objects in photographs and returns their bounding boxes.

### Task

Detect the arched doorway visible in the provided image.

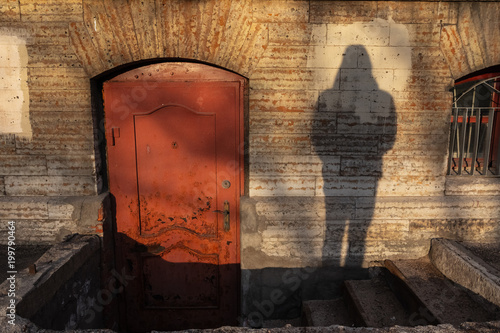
[102,62,245,332]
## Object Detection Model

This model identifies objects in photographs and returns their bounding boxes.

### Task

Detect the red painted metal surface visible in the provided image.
[103,63,244,332]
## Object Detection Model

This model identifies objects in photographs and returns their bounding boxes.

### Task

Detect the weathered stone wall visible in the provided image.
[0,0,500,323]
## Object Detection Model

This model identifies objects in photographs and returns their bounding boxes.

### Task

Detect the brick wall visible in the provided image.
[0,1,499,268]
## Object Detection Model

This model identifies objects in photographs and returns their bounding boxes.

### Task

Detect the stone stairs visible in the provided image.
[302,238,500,328]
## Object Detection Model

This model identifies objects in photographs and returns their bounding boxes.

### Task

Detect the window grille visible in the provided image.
[448,74,500,176]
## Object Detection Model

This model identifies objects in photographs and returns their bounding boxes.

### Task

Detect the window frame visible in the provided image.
[447,72,500,176]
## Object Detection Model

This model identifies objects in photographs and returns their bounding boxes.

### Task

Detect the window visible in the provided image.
[448,71,500,176]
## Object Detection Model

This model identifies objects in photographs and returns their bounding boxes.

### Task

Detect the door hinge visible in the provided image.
[111,127,120,146]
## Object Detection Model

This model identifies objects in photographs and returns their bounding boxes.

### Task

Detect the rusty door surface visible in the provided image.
[103,63,244,332]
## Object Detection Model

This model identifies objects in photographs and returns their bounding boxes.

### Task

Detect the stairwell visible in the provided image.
[302,238,500,329]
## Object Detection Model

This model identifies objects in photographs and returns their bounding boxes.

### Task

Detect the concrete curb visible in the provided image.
[429,238,500,308]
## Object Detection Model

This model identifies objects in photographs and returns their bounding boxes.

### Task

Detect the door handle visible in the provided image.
[213,200,230,232]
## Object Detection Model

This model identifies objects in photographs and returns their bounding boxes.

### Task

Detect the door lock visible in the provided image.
[213,200,230,232]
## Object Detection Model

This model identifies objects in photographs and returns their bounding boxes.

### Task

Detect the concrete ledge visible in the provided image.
[0,193,110,244]
[0,235,102,329]
[429,238,500,308]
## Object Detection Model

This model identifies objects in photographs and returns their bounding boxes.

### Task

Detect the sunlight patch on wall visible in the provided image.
[308,18,411,121]
[0,31,31,138]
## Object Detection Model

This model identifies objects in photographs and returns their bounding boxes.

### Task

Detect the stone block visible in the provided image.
[29,90,91,112]
[445,177,500,196]
[306,45,358,69]
[29,111,92,136]
[340,156,386,177]
[356,196,500,220]
[339,69,394,92]
[15,133,94,155]
[251,155,340,177]
[259,45,308,68]
[261,240,323,260]
[393,69,452,92]
[317,176,375,197]
[0,155,47,175]
[253,0,309,23]
[231,22,269,77]
[411,47,449,71]
[0,42,26,68]
[377,2,446,24]
[4,176,96,196]
[397,111,449,135]
[380,155,448,177]
[19,0,83,22]
[47,198,78,220]
[0,134,16,154]
[324,220,411,254]
[0,0,20,22]
[127,0,162,60]
[439,24,470,80]
[249,134,311,156]
[0,177,4,195]
[2,22,69,45]
[0,196,48,219]
[68,21,108,78]
[360,46,412,70]
[250,68,338,91]
[410,219,500,243]
[254,196,355,221]
[269,23,326,45]
[102,0,140,61]
[352,240,417,261]
[262,221,324,241]
[46,155,94,176]
[327,22,390,46]
[218,0,255,69]
[26,44,81,68]
[0,219,75,244]
[250,112,336,134]
[27,67,89,91]
[250,89,319,113]
[82,0,132,68]
[321,240,351,263]
[391,23,441,47]
[310,2,377,24]
[249,176,316,196]
[319,90,395,115]
[337,113,397,135]
[393,91,452,113]
[382,134,448,156]
[0,68,26,90]
[457,3,487,75]
[377,176,446,197]
[312,134,379,154]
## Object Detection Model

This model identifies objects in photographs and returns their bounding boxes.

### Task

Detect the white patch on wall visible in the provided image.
[308,18,411,120]
[0,31,32,138]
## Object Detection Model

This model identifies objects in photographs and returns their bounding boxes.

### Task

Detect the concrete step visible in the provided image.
[301,298,354,327]
[385,256,496,326]
[344,276,410,328]
[429,238,500,312]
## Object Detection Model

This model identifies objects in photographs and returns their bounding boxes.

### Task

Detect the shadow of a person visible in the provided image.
[313,45,397,270]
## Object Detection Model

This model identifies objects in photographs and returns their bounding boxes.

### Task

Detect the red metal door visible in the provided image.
[103,64,244,332]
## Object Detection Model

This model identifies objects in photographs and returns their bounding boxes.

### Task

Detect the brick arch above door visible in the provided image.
[69,0,268,78]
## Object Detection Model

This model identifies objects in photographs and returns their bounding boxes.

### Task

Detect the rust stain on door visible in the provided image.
[103,63,245,332]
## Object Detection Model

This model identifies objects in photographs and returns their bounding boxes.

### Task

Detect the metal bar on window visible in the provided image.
[448,89,459,175]
[457,107,469,175]
[483,108,495,175]
[471,88,479,175]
